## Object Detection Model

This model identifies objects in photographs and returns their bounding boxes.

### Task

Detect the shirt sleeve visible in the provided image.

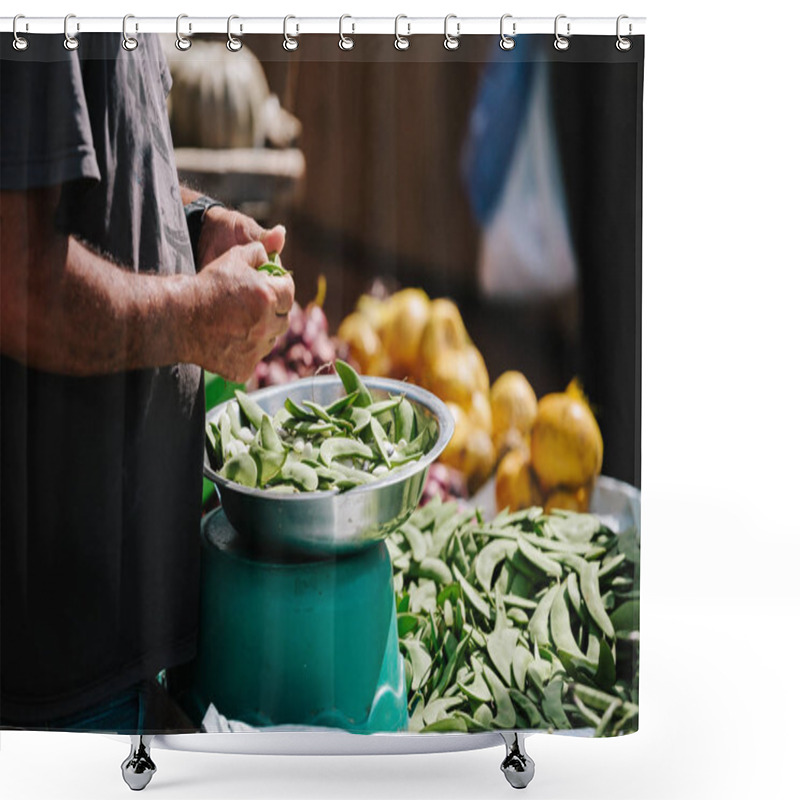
[0,40,101,192]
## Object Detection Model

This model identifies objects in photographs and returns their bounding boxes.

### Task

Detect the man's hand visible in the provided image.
[189,241,294,383]
[1,187,294,379]
[196,206,286,270]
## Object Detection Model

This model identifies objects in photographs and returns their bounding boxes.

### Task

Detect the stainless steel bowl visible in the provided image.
[204,376,454,556]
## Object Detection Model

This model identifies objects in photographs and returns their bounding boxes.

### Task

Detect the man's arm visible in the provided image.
[0,187,293,381]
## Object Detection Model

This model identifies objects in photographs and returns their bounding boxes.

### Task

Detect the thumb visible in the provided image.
[259,224,286,256]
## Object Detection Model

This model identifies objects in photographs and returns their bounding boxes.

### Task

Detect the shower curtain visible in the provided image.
[0,26,643,745]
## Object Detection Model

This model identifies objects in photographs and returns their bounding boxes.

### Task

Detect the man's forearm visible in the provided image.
[1,233,198,376]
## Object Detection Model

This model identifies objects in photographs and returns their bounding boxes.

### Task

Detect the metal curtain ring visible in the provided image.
[554,14,570,51]
[283,15,299,51]
[64,14,79,51]
[444,14,460,51]
[121,14,138,51]
[227,15,242,52]
[12,14,29,51]
[394,15,410,50]
[500,14,515,50]
[176,14,191,51]
[616,14,632,51]
[339,14,354,50]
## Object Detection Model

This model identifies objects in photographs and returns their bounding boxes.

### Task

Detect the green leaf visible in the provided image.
[609,600,640,635]
[594,638,617,692]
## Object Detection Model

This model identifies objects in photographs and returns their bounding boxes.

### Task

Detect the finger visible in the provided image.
[239,241,269,269]
[259,224,286,255]
[262,273,295,317]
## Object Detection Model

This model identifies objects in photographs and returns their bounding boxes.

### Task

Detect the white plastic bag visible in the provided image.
[478,64,578,301]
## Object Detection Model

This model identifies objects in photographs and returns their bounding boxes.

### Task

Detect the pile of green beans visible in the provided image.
[205,360,436,493]
[387,500,639,736]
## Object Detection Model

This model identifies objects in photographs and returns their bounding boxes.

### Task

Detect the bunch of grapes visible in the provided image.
[420,463,468,506]
[252,302,352,388]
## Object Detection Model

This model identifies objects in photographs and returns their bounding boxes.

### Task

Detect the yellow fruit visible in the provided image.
[460,429,496,494]
[463,345,490,395]
[355,294,391,335]
[544,485,591,514]
[423,348,486,408]
[468,390,492,433]
[529,393,603,491]
[490,371,538,455]
[382,288,430,378]
[439,403,495,494]
[439,402,469,467]
[495,449,543,512]
[419,298,469,371]
[565,377,590,407]
[336,312,388,376]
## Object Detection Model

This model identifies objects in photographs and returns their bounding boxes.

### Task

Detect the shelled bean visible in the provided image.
[206,360,437,494]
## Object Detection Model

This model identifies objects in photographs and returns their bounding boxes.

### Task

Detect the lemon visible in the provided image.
[495,449,543,512]
[424,347,487,408]
[439,403,495,494]
[381,288,430,378]
[529,393,603,491]
[468,390,492,433]
[336,312,388,376]
[460,428,496,494]
[419,298,469,370]
[544,485,590,514]
[490,371,538,455]
[439,402,469,469]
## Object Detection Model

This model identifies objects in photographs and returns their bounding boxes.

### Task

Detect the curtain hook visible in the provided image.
[395,15,410,50]
[176,14,192,51]
[226,15,242,52]
[616,15,632,51]
[122,14,138,51]
[283,15,299,51]
[444,14,460,51]
[500,14,516,51]
[64,14,79,51]
[339,14,355,50]
[12,14,29,51]
[554,14,570,51]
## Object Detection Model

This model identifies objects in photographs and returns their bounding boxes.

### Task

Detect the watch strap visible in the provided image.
[184,195,225,265]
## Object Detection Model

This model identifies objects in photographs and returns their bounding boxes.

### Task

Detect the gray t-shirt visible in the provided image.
[1,34,203,725]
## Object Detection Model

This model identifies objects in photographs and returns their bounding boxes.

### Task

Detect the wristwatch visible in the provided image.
[184,195,225,265]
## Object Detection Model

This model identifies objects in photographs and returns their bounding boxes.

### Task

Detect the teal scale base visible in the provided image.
[182,508,408,733]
